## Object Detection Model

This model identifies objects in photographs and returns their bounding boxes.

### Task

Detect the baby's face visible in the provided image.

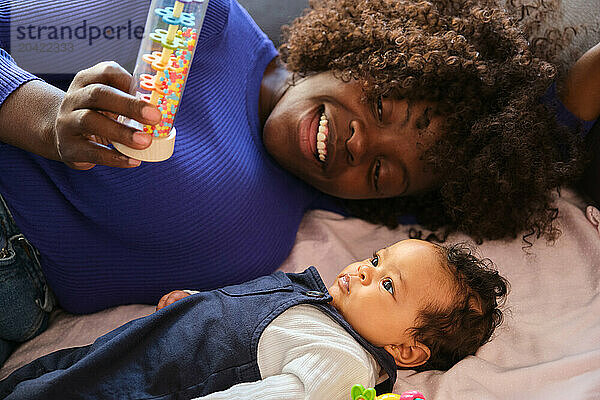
[328,239,455,350]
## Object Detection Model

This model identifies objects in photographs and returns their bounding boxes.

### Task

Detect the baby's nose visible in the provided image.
[357,265,373,285]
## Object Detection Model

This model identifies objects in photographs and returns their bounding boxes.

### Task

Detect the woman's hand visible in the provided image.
[156,290,192,312]
[53,61,162,169]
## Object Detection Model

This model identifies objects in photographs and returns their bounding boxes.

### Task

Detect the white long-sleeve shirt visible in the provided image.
[194,304,382,400]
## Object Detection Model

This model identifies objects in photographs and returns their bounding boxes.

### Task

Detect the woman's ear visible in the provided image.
[384,342,431,368]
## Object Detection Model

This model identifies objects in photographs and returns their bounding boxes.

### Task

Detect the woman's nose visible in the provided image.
[345,120,367,166]
[357,265,373,285]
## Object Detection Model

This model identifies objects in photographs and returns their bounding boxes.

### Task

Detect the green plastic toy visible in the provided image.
[350,384,426,400]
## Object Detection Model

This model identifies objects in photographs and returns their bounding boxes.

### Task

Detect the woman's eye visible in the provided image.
[382,278,394,295]
[373,160,381,192]
[416,107,431,130]
[375,96,383,122]
[370,252,379,267]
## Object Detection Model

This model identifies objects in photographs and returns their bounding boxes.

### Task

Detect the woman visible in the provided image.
[0,0,597,362]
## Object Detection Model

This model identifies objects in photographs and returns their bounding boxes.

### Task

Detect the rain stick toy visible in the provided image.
[114,0,209,161]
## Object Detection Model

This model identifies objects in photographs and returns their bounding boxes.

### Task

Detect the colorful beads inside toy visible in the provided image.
[131,0,202,139]
[141,27,197,138]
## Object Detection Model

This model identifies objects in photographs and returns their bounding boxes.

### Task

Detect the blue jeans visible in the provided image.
[0,195,55,366]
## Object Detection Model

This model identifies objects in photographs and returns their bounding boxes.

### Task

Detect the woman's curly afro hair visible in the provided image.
[279,0,589,243]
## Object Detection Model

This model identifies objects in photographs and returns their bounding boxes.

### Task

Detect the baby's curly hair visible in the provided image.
[410,242,508,372]
[280,0,589,242]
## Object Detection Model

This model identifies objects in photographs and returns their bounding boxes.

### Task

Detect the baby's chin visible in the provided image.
[327,285,342,312]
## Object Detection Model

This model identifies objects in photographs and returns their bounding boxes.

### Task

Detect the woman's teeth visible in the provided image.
[317,113,329,162]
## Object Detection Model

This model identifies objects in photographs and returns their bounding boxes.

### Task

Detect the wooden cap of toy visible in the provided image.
[113,127,176,162]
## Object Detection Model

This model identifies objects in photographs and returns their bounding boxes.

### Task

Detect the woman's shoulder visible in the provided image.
[542,82,598,137]
[199,0,272,48]
[197,0,231,43]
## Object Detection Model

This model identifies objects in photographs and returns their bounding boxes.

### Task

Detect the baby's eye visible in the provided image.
[370,252,379,267]
[382,278,394,295]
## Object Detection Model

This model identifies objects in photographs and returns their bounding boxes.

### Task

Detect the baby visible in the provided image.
[0,239,508,400]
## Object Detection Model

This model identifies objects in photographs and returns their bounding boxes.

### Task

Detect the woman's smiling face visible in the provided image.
[262,71,445,199]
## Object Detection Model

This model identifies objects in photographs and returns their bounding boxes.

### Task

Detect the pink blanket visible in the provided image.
[2,189,599,399]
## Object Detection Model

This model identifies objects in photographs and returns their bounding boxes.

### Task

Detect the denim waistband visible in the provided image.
[0,194,55,313]
[0,194,17,257]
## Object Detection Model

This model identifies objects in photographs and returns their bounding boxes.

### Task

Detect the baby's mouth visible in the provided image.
[340,274,350,294]
[316,111,329,163]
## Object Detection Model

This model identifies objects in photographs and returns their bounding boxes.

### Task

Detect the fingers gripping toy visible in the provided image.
[351,384,425,400]
[114,0,209,161]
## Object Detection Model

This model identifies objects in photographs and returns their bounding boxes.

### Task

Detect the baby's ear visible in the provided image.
[384,342,430,368]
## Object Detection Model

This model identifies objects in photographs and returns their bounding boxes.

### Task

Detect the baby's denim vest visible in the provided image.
[0,267,397,399]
